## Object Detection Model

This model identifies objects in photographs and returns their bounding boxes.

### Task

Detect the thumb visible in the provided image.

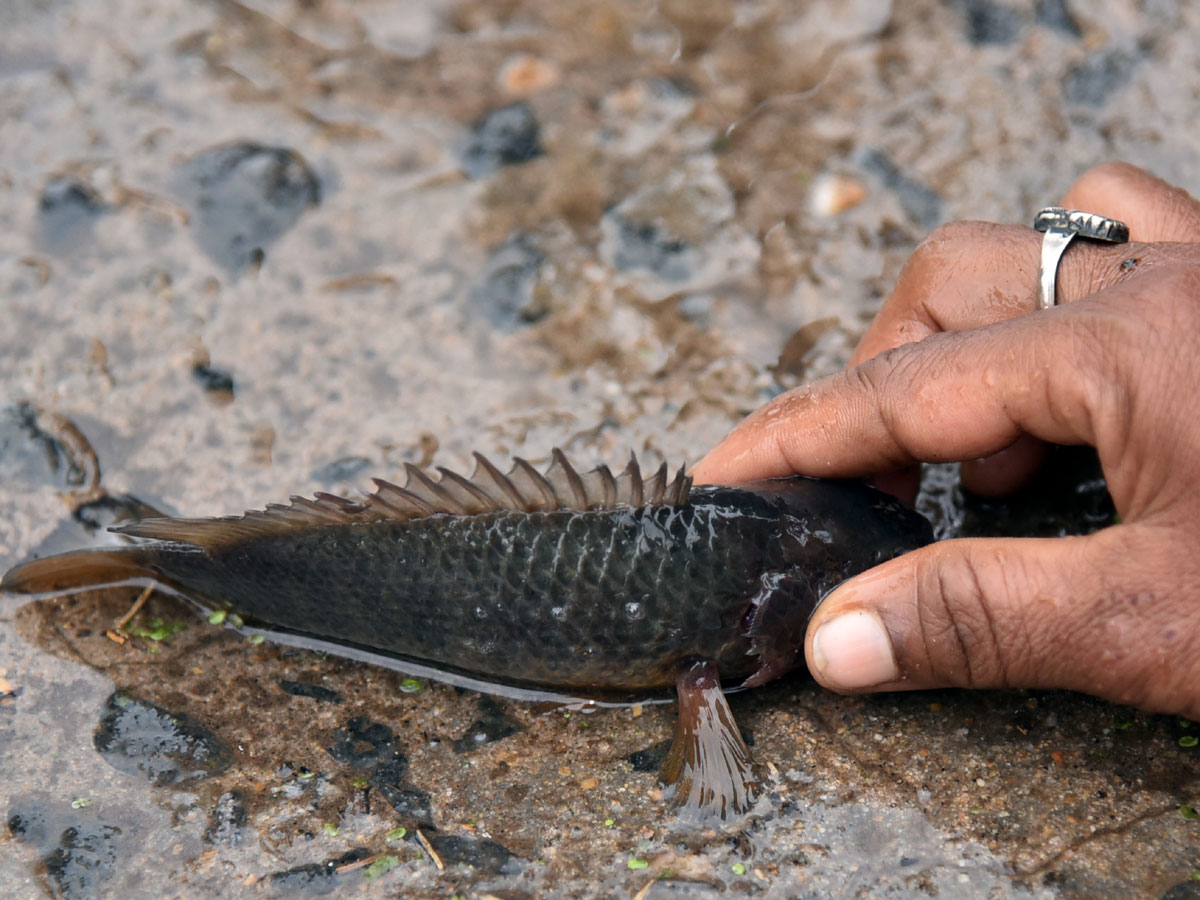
[804,526,1200,716]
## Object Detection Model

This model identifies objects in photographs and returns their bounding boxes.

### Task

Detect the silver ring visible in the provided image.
[1033,207,1129,309]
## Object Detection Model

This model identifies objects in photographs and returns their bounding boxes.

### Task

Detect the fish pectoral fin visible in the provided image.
[659,658,759,821]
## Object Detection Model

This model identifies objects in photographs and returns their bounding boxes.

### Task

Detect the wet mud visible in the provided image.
[3,0,1200,897]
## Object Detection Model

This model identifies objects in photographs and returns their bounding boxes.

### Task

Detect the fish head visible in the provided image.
[734,475,934,689]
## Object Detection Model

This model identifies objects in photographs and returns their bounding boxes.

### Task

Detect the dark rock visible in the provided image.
[268,848,371,894]
[373,782,432,822]
[9,804,126,900]
[73,493,168,532]
[452,695,523,753]
[427,833,518,873]
[460,102,543,178]
[626,740,671,773]
[37,177,106,251]
[468,234,547,330]
[7,809,46,843]
[310,456,371,485]
[43,823,123,900]
[205,791,248,847]
[172,142,320,274]
[326,717,431,822]
[191,363,235,395]
[278,679,343,704]
[1062,49,1138,106]
[93,691,232,786]
[857,149,942,230]
[609,216,693,281]
[1034,0,1080,36]
[956,0,1022,45]
[327,716,401,769]
[1160,883,1200,900]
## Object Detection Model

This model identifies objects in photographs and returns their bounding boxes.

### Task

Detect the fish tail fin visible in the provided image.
[660,658,760,822]
[1,547,156,595]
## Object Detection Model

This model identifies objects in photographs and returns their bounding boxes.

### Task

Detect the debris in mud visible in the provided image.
[72,493,168,533]
[191,362,235,398]
[460,102,544,178]
[93,692,232,786]
[451,694,523,753]
[955,0,1023,45]
[310,456,370,486]
[8,805,123,900]
[268,848,371,894]
[277,679,343,704]
[606,216,695,282]
[37,176,107,252]
[769,317,842,388]
[856,149,942,230]
[468,233,548,329]
[425,831,519,874]
[1,402,101,497]
[205,790,248,847]
[172,142,320,274]
[327,717,431,824]
[1034,0,1081,35]
[1062,48,1140,106]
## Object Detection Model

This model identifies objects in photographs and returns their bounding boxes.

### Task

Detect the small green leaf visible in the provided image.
[227,613,244,628]
[731,862,747,875]
[603,818,615,827]
[1180,736,1198,748]
[351,776,369,789]
[128,619,187,642]
[627,858,649,870]
[323,823,339,836]
[386,827,407,842]
[208,610,228,625]
[364,854,398,880]
[399,678,423,694]
[1113,715,1134,730]
[247,634,265,646]
[70,797,92,809]
[1180,804,1198,821]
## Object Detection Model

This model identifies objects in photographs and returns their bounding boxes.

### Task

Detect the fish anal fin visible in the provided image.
[660,658,759,821]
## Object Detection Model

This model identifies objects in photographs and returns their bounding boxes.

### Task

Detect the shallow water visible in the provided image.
[3,1,1200,897]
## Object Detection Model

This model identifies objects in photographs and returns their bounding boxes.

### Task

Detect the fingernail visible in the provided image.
[811,609,899,690]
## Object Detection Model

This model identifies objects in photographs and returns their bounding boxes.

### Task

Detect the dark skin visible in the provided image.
[693,163,1200,721]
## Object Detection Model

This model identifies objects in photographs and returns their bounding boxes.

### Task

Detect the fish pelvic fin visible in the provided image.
[1,547,157,595]
[660,658,760,822]
[109,450,692,551]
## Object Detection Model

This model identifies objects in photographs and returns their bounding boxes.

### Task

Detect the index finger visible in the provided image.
[692,289,1132,485]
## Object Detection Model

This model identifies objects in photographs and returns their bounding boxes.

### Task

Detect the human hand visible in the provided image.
[693,163,1200,719]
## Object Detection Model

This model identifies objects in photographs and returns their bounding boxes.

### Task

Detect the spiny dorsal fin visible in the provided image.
[111,449,692,551]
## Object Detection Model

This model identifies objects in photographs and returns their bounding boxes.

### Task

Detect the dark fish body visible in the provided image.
[102,482,926,693]
[2,451,933,818]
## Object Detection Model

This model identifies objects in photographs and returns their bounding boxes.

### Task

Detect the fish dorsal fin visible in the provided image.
[111,449,692,551]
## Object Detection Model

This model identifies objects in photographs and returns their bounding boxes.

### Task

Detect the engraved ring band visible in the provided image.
[1033,207,1130,310]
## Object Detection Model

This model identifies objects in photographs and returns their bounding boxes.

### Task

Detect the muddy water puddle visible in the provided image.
[3,0,1200,897]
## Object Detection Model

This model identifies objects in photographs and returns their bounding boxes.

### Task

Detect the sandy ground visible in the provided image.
[1,0,1198,897]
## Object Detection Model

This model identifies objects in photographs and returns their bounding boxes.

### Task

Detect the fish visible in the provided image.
[1,449,933,819]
